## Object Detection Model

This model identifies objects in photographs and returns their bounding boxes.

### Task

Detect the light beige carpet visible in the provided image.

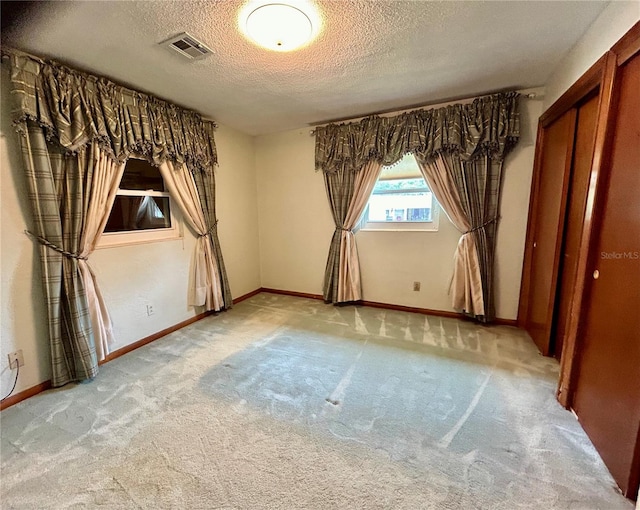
[0,294,632,509]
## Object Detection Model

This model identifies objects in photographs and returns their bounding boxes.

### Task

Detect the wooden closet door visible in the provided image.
[552,94,599,360]
[572,50,640,498]
[525,110,576,355]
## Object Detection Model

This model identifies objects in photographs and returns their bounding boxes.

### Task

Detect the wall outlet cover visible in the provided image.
[8,350,24,368]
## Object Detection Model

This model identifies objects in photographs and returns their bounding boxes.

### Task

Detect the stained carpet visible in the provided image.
[0,294,632,509]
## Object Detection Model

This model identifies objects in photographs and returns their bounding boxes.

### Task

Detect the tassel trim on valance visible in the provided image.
[4,49,218,174]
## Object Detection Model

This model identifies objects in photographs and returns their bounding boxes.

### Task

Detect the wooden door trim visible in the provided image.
[611,20,640,66]
[556,51,619,408]
[540,54,607,127]
[516,121,544,327]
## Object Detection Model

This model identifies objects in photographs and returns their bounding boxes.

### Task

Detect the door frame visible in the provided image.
[558,22,640,409]
[517,52,613,359]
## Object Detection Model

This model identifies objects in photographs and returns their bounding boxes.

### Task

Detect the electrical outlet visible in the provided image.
[146,304,155,316]
[413,281,421,292]
[8,350,24,368]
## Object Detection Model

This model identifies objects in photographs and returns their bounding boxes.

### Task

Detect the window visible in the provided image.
[360,154,439,231]
[99,158,181,247]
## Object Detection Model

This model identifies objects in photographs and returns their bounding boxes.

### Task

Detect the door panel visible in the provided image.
[572,52,640,498]
[552,94,599,360]
[525,110,576,355]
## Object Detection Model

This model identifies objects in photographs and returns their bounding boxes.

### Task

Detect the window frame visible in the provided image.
[359,179,440,233]
[97,159,183,249]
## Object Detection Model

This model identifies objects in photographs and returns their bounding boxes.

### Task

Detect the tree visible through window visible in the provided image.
[361,154,439,231]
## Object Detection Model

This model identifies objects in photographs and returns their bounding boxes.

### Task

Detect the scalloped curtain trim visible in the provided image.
[314,92,520,174]
[6,49,218,173]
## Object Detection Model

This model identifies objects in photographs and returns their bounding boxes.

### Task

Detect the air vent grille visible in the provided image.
[162,32,212,60]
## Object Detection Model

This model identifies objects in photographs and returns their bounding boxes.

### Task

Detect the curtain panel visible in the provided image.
[159,161,226,311]
[447,153,504,321]
[416,154,485,317]
[20,124,101,386]
[415,152,505,321]
[192,170,233,310]
[77,144,126,360]
[323,161,383,303]
[315,92,520,321]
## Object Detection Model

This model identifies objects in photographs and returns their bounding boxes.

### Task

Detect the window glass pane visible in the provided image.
[408,207,431,222]
[105,196,171,232]
[368,176,433,223]
[368,191,433,222]
[362,154,439,230]
[119,159,165,191]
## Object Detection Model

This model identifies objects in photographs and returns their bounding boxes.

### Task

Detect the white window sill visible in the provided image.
[97,226,183,249]
[359,215,439,232]
[98,193,185,249]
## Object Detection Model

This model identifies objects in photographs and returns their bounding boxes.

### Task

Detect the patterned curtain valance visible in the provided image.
[314,92,520,174]
[6,50,218,172]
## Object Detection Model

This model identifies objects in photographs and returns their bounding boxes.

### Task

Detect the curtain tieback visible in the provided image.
[24,230,88,260]
[337,227,352,233]
[199,220,219,238]
[464,217,499,235]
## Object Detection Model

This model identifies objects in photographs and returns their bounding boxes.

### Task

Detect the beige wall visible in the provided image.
[544,1,640,110]
[256,92,543,319]
[0,65,261,395]
[255,129,332,294]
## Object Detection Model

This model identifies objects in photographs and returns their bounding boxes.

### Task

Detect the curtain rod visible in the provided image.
[308,89,540,135]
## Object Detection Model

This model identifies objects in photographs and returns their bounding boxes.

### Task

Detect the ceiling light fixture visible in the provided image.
[243,3,316,52]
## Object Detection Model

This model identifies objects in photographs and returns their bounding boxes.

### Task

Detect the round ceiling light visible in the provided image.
[245,3,315,52]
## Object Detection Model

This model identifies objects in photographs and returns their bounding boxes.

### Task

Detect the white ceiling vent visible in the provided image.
[162,32,212,60]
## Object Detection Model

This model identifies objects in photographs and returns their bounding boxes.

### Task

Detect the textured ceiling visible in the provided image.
[3,1,609,135]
